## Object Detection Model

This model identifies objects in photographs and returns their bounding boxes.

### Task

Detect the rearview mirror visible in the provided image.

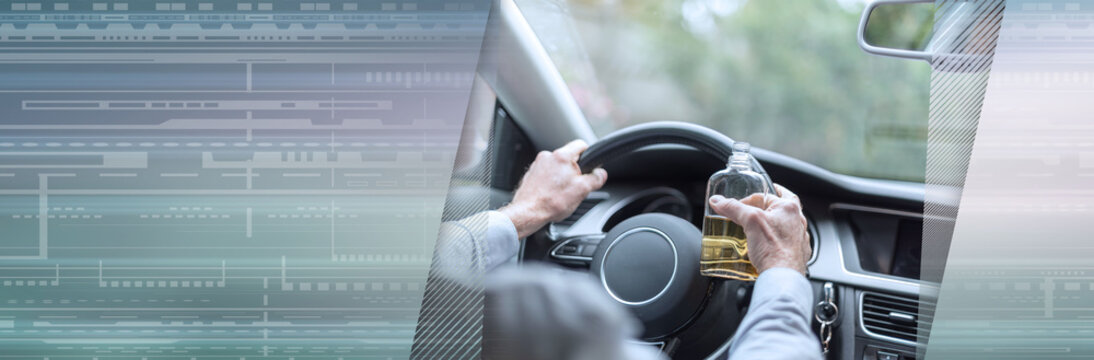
[858,0,936,61]
[858,0,998,64]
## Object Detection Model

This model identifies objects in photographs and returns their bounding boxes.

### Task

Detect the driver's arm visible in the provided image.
[433,140,607,281]
[709,185,822,360]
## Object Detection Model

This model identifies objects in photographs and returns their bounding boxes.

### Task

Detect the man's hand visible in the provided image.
[708,184,811,276]
[499,140,608,238]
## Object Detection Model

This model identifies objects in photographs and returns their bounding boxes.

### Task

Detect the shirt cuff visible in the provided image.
[752,267,813,316]
[483,210,520,270]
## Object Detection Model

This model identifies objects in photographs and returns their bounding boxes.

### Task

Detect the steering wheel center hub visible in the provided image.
[590,213,724,341]
[600,227,679,305]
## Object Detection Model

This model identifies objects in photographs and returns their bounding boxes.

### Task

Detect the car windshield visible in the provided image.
[515,0,932,182]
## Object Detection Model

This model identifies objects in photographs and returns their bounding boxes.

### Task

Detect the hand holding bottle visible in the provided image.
[700,142,770,281]
[708,184,811,277]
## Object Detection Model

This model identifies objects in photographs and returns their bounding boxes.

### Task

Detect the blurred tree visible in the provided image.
[521,0,933,181]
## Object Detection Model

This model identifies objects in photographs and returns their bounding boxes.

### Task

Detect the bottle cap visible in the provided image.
[732,142,751,154]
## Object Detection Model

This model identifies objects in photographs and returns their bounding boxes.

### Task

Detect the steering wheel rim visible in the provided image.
[563,121,773,358]
[577,121,772,189]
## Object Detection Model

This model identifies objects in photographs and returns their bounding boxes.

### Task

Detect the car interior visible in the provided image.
[447,1,949,359]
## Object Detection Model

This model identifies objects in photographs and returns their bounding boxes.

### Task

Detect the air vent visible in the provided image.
[555,198,602,226]
[861,292,931,345]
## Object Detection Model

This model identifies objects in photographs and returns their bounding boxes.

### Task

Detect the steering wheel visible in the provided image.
[569,121,776,358]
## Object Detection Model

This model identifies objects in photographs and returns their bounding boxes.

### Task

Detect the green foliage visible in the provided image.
[523,0,932,182]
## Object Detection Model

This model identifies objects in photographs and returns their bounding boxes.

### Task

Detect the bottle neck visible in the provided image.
[728,154,750,170]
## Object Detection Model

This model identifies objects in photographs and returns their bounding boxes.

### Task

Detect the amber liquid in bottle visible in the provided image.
[701,142,765,281]
[700,215,758,281]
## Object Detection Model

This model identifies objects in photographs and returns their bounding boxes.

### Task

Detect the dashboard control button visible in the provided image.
[549,235,604,262]
[580,245,597,257]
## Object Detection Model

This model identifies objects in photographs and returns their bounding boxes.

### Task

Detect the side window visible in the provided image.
[450,76,536,193]
[489,105,537,192]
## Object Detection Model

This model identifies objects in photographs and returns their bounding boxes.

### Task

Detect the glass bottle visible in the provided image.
[700,142,769,281]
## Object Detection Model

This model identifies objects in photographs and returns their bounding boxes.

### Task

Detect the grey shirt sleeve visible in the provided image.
[480,210,521,270]
[728,267,823,360]
[433,211,521,283]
